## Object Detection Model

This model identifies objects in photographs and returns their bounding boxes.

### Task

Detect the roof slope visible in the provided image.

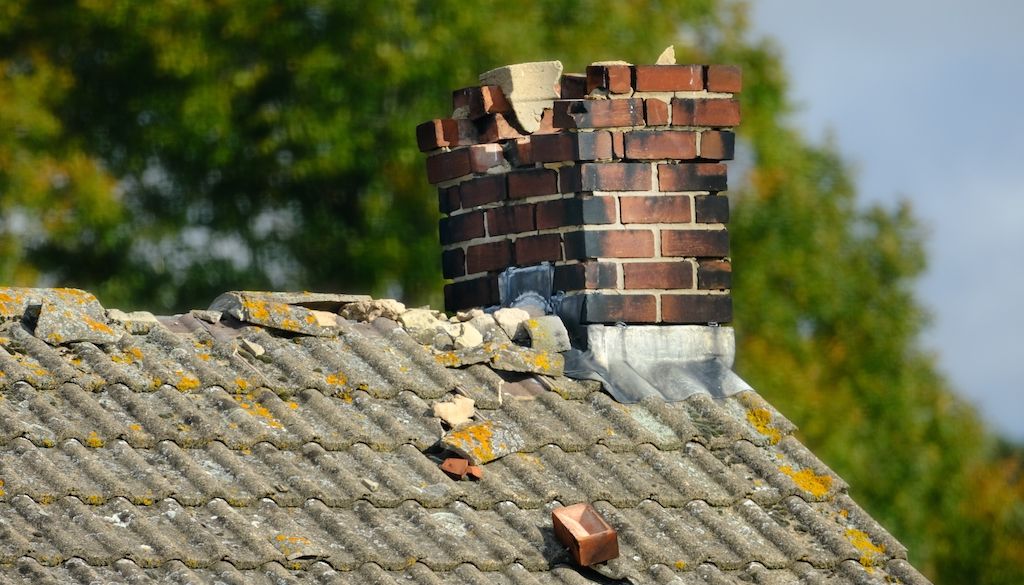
[0,289,931,584]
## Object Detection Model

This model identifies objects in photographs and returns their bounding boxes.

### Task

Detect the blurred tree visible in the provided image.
[0,1,1021,583]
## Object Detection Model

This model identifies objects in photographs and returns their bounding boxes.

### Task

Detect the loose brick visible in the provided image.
[444,275,499,312]
[506,137,534,167]
[672,98,741,127]
[552,98,645,129]
[475,113,523,143]
[694,194,729,223]
[586,64,633,94]
[661,229,729,257]
[460,175,506,208]
[561,74,588,99]
[564,230,654,259]
[634,65,703,92]
[661,294,732,323]
[620,195,691,224]
[442,247,466,278]
[705,65,742,93]
[453,85,511,119]
[438,185,460,214]
[439,210,485,245]
[644,99,670,126]
[697,259,731,290]
[699,131,735,160]
[416,119,458,152]
[466,240,513,274]
[582,293,657,324]
[554,262,619,291]
[658,163,728,192]
[561,163,652,192]
[534,108,558,135]
[623,261,694,289]
[514,234,562,265]
[531,132,614,163]
[486,204,534,236]
[468,143,507,174]
[426,148,472,184]
[508,168,558,199]
[623,130,697,160]
[536,197,616,229]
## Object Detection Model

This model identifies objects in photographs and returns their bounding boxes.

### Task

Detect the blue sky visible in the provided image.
[748,0,1024,440]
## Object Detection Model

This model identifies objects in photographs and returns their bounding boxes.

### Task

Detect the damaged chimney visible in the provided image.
[419,57,740,326]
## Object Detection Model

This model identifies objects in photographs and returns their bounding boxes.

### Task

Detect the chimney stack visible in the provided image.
[419,57,740,327]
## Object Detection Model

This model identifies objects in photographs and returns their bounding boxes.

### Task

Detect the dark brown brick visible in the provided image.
[705,65,742,93]
[453,85,511,119]
[439,210,485,245]
[644,99,670,126]
[475,113,523,143]
[416,119,458,152]
[620,195,691,224]
[530,132,614,163]
[565,230,654,259]
[467,143,507,173]
[514,234,562,265]
[658,163,728,192]
[586,64,633,94]
[611,132,625,159]
[697,259,731,290]
[694,194,729,223]
[699,131,735,160]
[582,293,657,324]
[438,185,460,214]
[486,204,534,236]
[560,74,588,99]
[466,240,513,273]
[507,137,534,167]
[561,163,652,192]
[623,130,697,160]
[623,261,694,289]
[441,247,466,278]
[444,275,499,312]
[552,98,645,129]
[460,175,506,207]
[535,197,616,229]
[661,294,732,323]
[672,98,741,127]
[634,65,703,92]
[426,148,472,184]
[508,168,559,199]
[661,229,729,257]
[553,262,619,291]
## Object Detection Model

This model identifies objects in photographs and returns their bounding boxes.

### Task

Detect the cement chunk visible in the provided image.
[656,45,676,65]
[493,307,530,341]
[433,395,475,427]
[441,420,525,464]
[453,323,484,349]
[339,299,407,322]
[479,61,563,133]
[209,291,340,336]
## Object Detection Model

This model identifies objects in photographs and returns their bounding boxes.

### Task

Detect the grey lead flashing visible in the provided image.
[564,324,752,403]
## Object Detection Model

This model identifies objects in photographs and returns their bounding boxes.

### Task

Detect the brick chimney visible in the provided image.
[418,58,740,327]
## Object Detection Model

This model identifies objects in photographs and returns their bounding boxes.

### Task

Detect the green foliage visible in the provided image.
[1,1,1021,582]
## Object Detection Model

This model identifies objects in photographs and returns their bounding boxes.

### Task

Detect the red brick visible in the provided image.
[620,195,691,224]
[508,168,558,199]
[536,197,616,229]
[453,85,511,119]
[552,98,645,129]
[661,229,729,257]
[565,230,654,259]
[622,130,697,160]
[661,294,732,323]
[460,175,506,207]
[440,457,469,479]
[644,99,670,126]
[531,132,614,163]
[514,234,562,265]
[623,261,694,289]
[672,98,741,127]
[534,108,558,135]
[426,148,472,184]
[507,137,534,167]
[416,119,457,152]
[586,64,633,94]
[439,210,485,245]
[699,131,735,160]
[444,275,499,312]
[705,65,742,93]
[475,113,523,143]
[466,240,513,273]
[486,204,534,236]
[697,259,731,290]
[441,247,466,278]
[553,262,619,291]
[658,163,728,192]
[634,65,703,92]
[611,132,625,159]
[438,185,460,214]
[694,194,729,223]
[467,143,507,173]
[582,293,657,324]
[561,163,652,192]
[560,74,588,99]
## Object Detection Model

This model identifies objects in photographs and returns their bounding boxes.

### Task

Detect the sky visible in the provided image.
[748,0,1024,440]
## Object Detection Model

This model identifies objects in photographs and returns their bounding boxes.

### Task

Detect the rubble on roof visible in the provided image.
[0,287,121,345]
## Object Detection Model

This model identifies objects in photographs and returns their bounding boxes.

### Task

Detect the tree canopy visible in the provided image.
[1,1,1021,582]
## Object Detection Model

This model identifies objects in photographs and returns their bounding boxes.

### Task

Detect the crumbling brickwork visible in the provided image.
[419,59,741,324]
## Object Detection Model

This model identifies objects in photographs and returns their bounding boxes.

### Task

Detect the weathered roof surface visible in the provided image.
[0,288,931,584]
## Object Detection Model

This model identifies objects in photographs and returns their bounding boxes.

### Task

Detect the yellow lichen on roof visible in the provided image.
[177,374,202,392]
[86,431,104,448]
[0,478,5,497]
[746,407,782,445]
[445,421,495,462]
[242,298,271,321]
[234,393,284,429]
[83,315,114,334]
[845,527,886,567]
[779,464,833,498]
[325,372,347,386]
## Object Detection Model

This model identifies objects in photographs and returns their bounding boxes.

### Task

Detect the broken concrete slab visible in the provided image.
[339,299,406,322]
[493,307,530,341]
[453,323,483,349]
[36,299,122,345]
[107,308,162,335]
[434,342,564,376]
[209,292,340,336]
[524,316,571,353]
[433,395,475,427]
[441,420,525,465]
[479,61,563,134]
